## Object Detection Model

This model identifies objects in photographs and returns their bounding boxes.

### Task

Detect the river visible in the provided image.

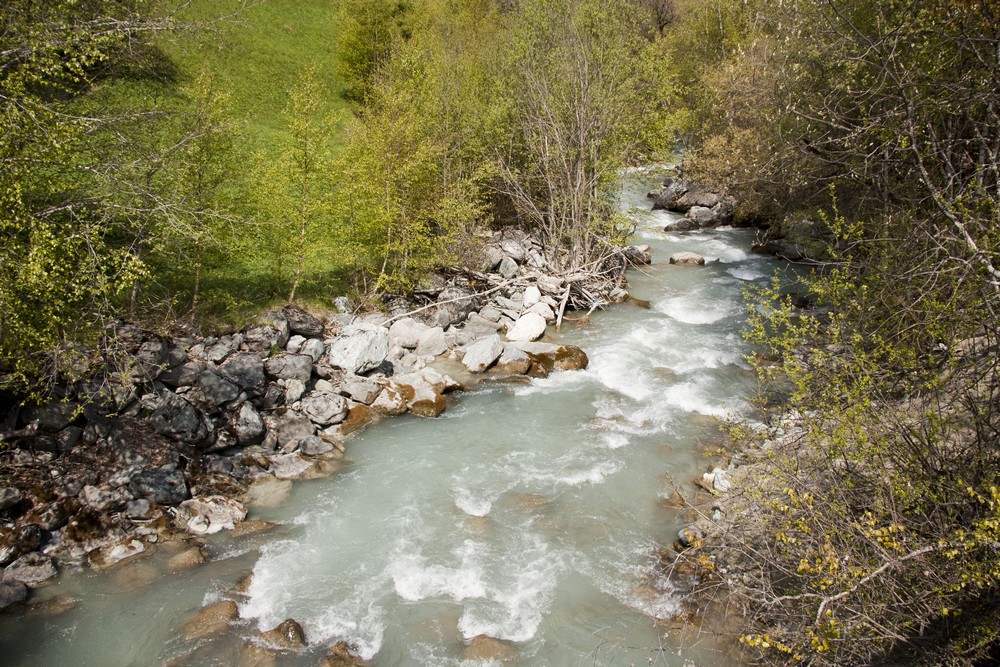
[0,174,789,666]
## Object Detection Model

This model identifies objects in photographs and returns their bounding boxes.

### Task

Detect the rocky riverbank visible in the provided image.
[0,228,657,617]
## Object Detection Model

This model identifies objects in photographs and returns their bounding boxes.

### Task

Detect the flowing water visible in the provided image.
[0,174,790,666]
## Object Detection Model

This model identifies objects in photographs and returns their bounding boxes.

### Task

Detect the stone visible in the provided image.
[3,552,57,587]
[267,411,316,448]
[499,238,527,262]
[522,285,541,308]
[527,301,556,323]
[463,635,519,663]
[328,324,390,374]
[298,435,333,456]
[220,353,267,395]
[429,287,478,329]
[322,641,371,666]
[527,249,547,269]
[233,402,265,447]
[340,375,382,405]
[481,245,504,272]
[258,618,306,651]
[23,401,78,432]
[664,219,700,233]
[175,496,247,535]
[241,643,279,667]
[244,476,292,508]
[148,389,209,442]
[462,335,504,373]
[283,378,307,404]
[301,392,349,426]
[686,205,717,225]
[242,324,285,356]
[0,487,22,512]
[388,318,430,349]
[181,599,240,641]
[282,306,324,337]
[505,312,547,342]
[198,371,241,407]
[125,499,151,520]
[331,296,352,314]
[676,525,703,549]
[497,256,518,279]
[392,370,449,418]
[128,468,189,506]
[0,580,28,611]
[370,385,408,416]
[677,186,720,210]
[264,354,314,384]
[285,335,306,354]
[79,484,130,512]
[96,539,146,567]
[652,179,689,211]
[229,520,277,538]
[625,245,653,265]
[160,360,205,388]
[535,275,564,295]
[136,339,170,379]
[269,453,312,479]
[668,251,706,266]
[299,338,325,362]
[493,345,531,375]
[204,335,242,363]
[512,342,589,373]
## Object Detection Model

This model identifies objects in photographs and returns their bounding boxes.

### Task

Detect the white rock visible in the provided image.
[300,392,349,426]
[175,496,247,535]
[388,318,430,349]
[268,453,313,479]
[462,334,504,373]
[285,335,307,354]
[505,312,547,342]
[528,301,556,323]
[284,378,307,404]
[669,251,706,266]
[415,326,448,357]
[328,323,389,374]
[300,338,325,362]
[522,286,541,309]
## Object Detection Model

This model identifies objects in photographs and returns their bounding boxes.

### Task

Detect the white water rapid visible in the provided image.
[0,173,792,666]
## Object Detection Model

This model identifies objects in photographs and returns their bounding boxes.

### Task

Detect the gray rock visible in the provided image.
[23,401,77,432]
[136,339,170,379]
[652,179,689,210]
[677,186,720,210]
[482,245,504,272]
[299,338,326,362]
[175,496,247,535]
[340,375,382,405]
[220,353,267,394]
[415,327,448,357]
[462,335,504,373]
[677,525,703,549]
[686,205,717,225]
[668,251,706,266]
[198,371,240,407]
[79,485,130,512]
[299,435,333,456]
[388,318,430,349]
[527,249,547,269]
[301,392,349,427]
[625,245,653,265]
[166,345,188,368]
[331,296,352,314]
[204,335,242,363]
[267,410,316,448]
[500,238,527,262]
[125,499,151,520]
[3,552,57,587]
[0,488,22,512]
[497,256,518,279]
[0,525,41,567]
[128,468,189,506]
[265,354,314,384]
[505,313,547,342]
[160,360,205,388]
[494,345,531,374]
[536,275,564,295]
[328,324,389,374]
[0,580,27,610]
[149,391,209,443]
[283,378,307,404]
[428,287,479,329]
[664,219,700,233]
[269,453,312,479]
[282,306,324,337]
[522,286,541,308]
[286,334,307,354]
[527,302,556,323]
[479,306,502,323]
[233,402,265,446]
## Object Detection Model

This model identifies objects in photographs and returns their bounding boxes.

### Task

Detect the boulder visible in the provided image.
[462,335,504,373]
[535,275,565,296]
[676,524,703,549]
[493,345,531,375]
[135,339,170,379]
[268,453,313,480]
[512,342,589,374]
[521,285,542,309]
[0,580,28,611]
[0,487,22,512]
[198,371,240,407]
[323,405,372,439]
[497,256,518,279]
[668,251,706,266]
[3,552,57,587]
[285,334,307,354]
[166,547,206,573]
[677,186,720,210]
[264,354,314,384]
[149,390,209,443]
[204,335,242,363]
[259,618,306,651]
[220,353,267,395]
[463,635,519,664]
[328,324,390,375]
[0,525,42,566]
[23,401,78,432]
[243,320,289,356]
[500,238,527,262]
[233,402,265,446]
[181,599,240,641]
[388,318,430,349]
[527,302,556,323]
[283,378,307,404]
[281,306,324,337]
[267,411,316,448]
[624,245,653,265]
[159,360,205,388]
[340,375,382,405]
[481,245,504,272]
[652,179,689,211]
[370,385,408,416]
[299,338,325,362]
[298,435,333,456]
[128,468,189,506]
[79,484,130,512]
[175,496,247,535]
[685,205,717,225]
[392,370,449,417]
[663,219,700,233]
[300,392,349,426]
[505,313,547,342]
[428,287,478,329]
[415,327,448,358]
[322,641,371,667]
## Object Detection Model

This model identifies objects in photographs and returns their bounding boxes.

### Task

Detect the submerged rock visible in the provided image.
[181,599,239,641]
[258,618,306,651]
[0,579,28,611]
